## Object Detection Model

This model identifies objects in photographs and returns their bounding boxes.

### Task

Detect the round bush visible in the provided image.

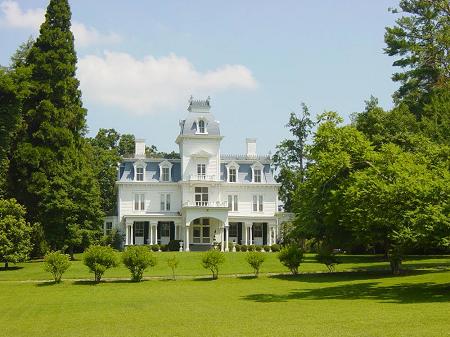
[151,244,160,252]
[83,245,119,282]
[43,251,70,283]
[271,244,281,252]
[201,249,225,279]
[122,246,157,282]
[263,245,271,252]
[240,245,248,252]
[245,251,266,277]
[278,244,304,275]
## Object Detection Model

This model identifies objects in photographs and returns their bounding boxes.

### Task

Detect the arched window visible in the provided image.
[133,160,145,182]
[225,161,239,183]
[198,119,205,133]
[159,160,173,182]
[251,162,264,183]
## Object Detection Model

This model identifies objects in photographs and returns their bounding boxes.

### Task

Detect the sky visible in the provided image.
[0,0,400,155]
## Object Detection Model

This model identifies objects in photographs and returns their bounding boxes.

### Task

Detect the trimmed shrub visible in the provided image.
[278,245,304,275]
[316,247,340,272]
[240,245,248,252]
[122,246,157,282]
[263,245,271,252]
[167,256,179,280]
[201,249,225,280]
[247,245,256,252]
[228,241,234,252]
[43,251,70,283]
[235,244,241,252]
[83,245,119,282]
[160,244,168,252]
[245,251,265,277]
[255,246,262,252]
[271,244,281,252]
[168,240,182,252]
[151,244,160,252]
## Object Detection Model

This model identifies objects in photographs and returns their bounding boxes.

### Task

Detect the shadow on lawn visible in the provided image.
[242,280,450,304]
[0,266,24,272]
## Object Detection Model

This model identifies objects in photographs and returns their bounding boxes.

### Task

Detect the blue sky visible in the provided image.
[0,0,399,154]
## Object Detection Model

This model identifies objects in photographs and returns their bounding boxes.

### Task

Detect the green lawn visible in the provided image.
[0,254,449,337]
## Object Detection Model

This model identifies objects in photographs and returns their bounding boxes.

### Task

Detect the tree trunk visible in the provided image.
[69,247,74,261]
[4,261,8,270]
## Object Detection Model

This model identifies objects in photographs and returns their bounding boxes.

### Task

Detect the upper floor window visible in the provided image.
[254,169,261,183]
[136,167,144,181]
[226,161,239,183]
[160,193,171,211]
[134,193,145,211]
[159,160,173,182]
[251,161,263,183]
[195,187,208,206]
[229,168,237,182]
[253,195,263,212]
[228,195,238,211]
[197,164,206,179]
[198,119,206,133]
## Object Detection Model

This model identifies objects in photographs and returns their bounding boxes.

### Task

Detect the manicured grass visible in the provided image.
[1,252,449,281]
[0,254,449,337]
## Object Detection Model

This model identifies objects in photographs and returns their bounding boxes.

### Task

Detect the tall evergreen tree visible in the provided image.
[8,0,103,249]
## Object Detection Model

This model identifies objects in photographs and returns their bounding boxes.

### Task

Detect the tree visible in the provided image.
[384,0,450,113]
[7,0,104,249]
[83,245,119,282]
[122,246,157,282]
[273,103,314,211]
[167,256,179,280]
[43,251,71,283]
[118,134,135,156]
[201,250,225,280]
[316,245,339,272]
[0,199,32,269]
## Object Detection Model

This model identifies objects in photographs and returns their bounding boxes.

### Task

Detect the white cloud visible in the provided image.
[71,22,122,48]
[0,0,44,29]
[0,0,121,47]
[78,51,258,115]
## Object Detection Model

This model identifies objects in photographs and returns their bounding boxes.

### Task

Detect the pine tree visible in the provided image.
[8,0,103,249]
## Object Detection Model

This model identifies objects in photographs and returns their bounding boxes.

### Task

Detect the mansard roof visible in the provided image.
[178,96,221,137]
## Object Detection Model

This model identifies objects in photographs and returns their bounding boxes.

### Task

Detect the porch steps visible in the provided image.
[189,244,212,252]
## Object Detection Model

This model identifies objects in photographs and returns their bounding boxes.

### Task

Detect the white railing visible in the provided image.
[188,174,217,181]
[182,201,228,208]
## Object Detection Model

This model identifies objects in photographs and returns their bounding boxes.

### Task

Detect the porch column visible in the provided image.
[130,222,134,246]
[125,218,133,245]
[150,221,157,244]
[268,226,272,246]
[249,223,253,245]
[244,223,248,245]
[155,222,158,245]
[185,224,190,252]
[273,227,277,244]
[225,221,229,252]
[220,227,224,252]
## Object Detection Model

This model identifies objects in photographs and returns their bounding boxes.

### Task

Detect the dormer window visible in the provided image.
[229,168,236,182]
[254,169,261,183]
[226,161,240,183]
[133,160,145,182]
[199,120,205,133]
[251,161,263,183]
[159,160,173,182]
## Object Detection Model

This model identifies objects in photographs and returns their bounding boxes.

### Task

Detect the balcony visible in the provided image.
[187,174,217,181]
[182,201,228,208]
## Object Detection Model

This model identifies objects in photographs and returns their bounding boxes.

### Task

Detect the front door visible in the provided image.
[159,222,171,245]
[193,218,210,244]
[134,222,145,245]
[253,223,263,245]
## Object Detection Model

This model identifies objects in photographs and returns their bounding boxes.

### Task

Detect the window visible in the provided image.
[253,223,263,237]
[159,160,173,182]
[195,187,208,206]
[197,164,206,179]
[136,167,144,181]
[253,195,263,212]
[228,223,238,237]
[228,195,238,211]
[105,222,112,235]
[229,168,236,182]
[134,193,145,211]
[162,167,170,182]
[160,193,171,211]
[160,222,170,237]
[254,169,261,183]
[198,119,206,133]
[193,218,210,243]
[134,222,144,236]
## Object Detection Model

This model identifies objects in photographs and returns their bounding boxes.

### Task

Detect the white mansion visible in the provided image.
[105,97,281,251]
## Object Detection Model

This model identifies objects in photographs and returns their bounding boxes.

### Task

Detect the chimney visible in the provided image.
[246,138,257,158]
[135,138,146,158]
